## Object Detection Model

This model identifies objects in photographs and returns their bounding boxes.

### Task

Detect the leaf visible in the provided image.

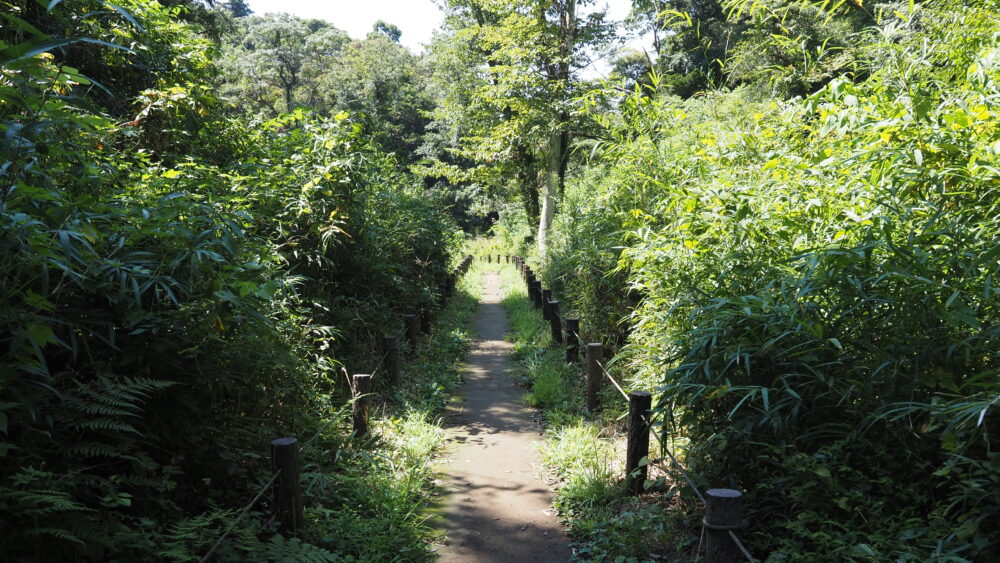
[103,2,145,32]
[1,37,135,66]
[25,322,60,348]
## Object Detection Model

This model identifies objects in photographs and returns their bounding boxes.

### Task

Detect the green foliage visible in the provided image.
[217,13,432,161]
[1,1,462,559]
[538,0,1000,559]
[496,259,682,559]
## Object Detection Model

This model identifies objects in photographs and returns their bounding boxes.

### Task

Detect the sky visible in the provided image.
[244,1,643,73]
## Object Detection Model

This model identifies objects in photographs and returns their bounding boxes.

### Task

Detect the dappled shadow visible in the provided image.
[433,270,571,562]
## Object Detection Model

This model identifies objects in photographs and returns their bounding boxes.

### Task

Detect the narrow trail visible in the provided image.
[435,270,572,562]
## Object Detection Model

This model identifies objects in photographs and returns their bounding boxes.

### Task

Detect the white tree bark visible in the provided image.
[538,128,562,260]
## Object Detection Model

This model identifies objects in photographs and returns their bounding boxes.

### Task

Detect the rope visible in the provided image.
[369,349,390,379]
[646,424,708,506]
[595,359,630,401]
[199,469,282,562]
[729,530,755,562]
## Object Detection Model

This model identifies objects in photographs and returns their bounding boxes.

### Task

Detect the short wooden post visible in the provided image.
[506,255,510,263]
[419,306,431,334]
[488,254,492,264]
[382,334,400,385]
[403,314,419,349]
[352,374,371,435]
[549,299,563,344]
[625,391,652,496]
[271,437,304,536]
[532,281,543,309]
[585,343,603,411]
[542,289,553,321]
[566,318,580,363]
[704,489,745,562]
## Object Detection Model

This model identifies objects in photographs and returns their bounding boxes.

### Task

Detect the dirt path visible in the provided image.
[435,270,572,562]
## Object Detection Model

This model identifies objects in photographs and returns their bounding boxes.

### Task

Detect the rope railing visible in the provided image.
[368,348,391,379]
[595,359,630,402]
[643,413,707,506]
[512,254,754,562]
[199,469,283,562]
[198,255,477,562]
[729,530,755,562]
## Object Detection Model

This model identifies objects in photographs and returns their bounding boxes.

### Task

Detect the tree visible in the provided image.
[321,35,433,159]
[226,0,253,18]
[426,0,613,258]
[218,14,349,114]
[372,19,402,42]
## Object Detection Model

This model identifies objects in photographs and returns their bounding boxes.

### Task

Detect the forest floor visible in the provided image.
[433,269,572,562]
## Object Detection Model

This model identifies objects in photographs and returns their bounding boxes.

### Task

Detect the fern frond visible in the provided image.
[23,527,86,545]
[263,535,338,562]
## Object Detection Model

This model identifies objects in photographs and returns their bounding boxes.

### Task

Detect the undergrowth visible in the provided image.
[496,259,695,561]
[161,264,478,561]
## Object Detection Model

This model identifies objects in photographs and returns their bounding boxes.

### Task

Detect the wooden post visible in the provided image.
[549,299,563,344]
[625,391,652,496]
[704,489,746,563]
[532,281,543,309]
[382,334,400,385]
[586,343,603,412]
[271,437,304,536]
[419,306,431,334]
[542,289,553,321]
[506,255,510,264]
[403,314,418,350]
[352,374,371,435]
[566,318,580,363]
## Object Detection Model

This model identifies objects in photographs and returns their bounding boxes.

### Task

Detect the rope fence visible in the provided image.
[199,470,283,563]
[595,359,630,402]
[197,254,474,562]
[510,254,755,563]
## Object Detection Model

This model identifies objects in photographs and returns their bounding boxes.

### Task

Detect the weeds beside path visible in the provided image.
[498,263,698,561]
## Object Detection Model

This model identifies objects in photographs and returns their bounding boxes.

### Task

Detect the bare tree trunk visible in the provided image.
[538,127,562,258]
[537,0,576,261]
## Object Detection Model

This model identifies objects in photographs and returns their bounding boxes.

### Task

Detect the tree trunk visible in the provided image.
[516,146,540,223]
[538,126,562,259]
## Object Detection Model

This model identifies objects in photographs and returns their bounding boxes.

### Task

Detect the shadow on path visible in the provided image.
[434,270,571,562]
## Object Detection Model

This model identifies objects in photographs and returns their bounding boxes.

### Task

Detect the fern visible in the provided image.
[23,527,86,546]
[263,535,339,562]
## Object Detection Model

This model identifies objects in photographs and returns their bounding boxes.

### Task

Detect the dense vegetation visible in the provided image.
[501,0,1000,560]
[1,0,465,559]
[3,0,998,560]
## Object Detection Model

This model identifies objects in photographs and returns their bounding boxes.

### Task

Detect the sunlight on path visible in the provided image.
[435,270,571,562]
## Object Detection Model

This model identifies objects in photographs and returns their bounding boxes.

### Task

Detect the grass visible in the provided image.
[283,262,480,561]
[494,256,698,561]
